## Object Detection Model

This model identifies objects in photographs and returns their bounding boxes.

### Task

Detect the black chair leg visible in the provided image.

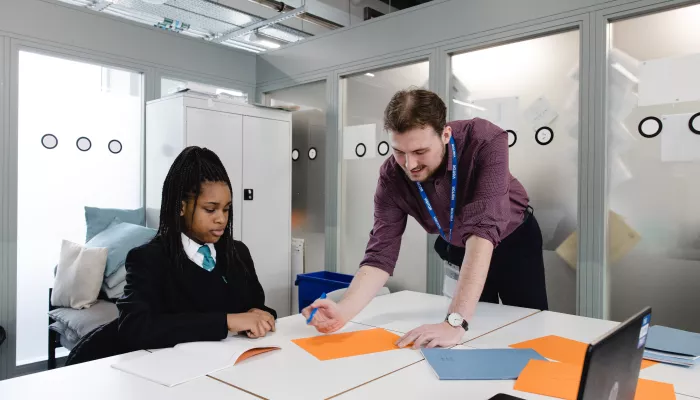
[48,322,57,370]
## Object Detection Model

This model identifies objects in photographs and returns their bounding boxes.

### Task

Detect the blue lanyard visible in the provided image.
[416,136,457,243]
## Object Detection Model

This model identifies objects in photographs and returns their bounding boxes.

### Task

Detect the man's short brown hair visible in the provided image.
[383,89,447,134]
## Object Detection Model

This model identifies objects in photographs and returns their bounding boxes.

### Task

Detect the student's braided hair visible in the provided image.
[154,146,247,275]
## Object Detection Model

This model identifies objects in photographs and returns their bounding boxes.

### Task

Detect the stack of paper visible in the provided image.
[421,348,546,380]
[644,325,700,367]
[111,337,279,387]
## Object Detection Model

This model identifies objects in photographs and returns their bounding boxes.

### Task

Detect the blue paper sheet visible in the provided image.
[421,348,547,380]
[645,325,700,358]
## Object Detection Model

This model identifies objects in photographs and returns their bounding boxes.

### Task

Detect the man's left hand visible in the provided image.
[395,322,464,349]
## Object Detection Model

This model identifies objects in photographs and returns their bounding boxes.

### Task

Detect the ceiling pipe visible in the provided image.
[248,0,343,30]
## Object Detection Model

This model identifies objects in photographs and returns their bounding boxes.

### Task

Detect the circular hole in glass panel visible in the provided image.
[41,134,58,149]
[76,137,92,152]
[535,127,554,145]
[355,143,367,158]
[507,130,517,147]
[308,147,317,160]
[108,140,122,154]
[689,112,700,135]
[638,116,662,138]
[378,141,390,156]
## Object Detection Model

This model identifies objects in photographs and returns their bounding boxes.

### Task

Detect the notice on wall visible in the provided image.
[638,54,700,106]
[343,124,377,160]
[661,113,700,162]
[523,97,559,129]
[555,211,641,269]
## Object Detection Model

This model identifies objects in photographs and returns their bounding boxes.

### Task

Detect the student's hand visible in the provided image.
[395,322,464,349]
[301,299,348,334]
[227,312,275,338]
[247,308,276,332]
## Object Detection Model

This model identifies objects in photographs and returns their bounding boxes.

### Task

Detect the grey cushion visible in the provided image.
[60,333,79,351]
[50,321,79,345]
[85,206,145,243]
[48,300,118,342]
[86,219,156,277]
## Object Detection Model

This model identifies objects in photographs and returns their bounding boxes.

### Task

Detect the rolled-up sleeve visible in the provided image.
[458,125,511,246]
[359,177,408,275]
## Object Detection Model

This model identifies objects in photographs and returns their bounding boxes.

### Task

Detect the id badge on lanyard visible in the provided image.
[416,136,458,298]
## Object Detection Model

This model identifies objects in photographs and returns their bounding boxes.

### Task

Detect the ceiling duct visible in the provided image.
[247,0,343,31]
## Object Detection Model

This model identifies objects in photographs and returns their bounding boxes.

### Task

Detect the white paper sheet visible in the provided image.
[111,337,280,387]
[661,113,700,162]
[523,96,558,129]
[639,53,700,106]
[459,97,520,132]
[343,124,377,160]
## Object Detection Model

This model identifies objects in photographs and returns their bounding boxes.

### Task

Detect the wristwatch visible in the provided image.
[446,312,469,332]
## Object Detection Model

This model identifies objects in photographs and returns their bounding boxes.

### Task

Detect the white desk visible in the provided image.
[209,314,424,400]
[0,351,257,400]
[333,345,560,400]
[466,310,620,348]
[333,350,699,400]
[351,291,540,344]
[641,361,700,399]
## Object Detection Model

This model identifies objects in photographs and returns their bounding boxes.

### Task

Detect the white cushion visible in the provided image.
[51,240,108,309]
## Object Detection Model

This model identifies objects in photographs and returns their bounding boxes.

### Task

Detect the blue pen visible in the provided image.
[306,292,327,324]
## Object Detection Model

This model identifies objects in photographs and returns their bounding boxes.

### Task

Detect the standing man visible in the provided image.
[303,89,547,349]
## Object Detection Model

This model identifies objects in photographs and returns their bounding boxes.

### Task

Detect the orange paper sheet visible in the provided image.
[514,359,582,400]
[235,347,279,364]
[634,378,676,400]
[510,335,657,369]
[511,335,588,365]
[514,360,675,400]
[292,328,401,361]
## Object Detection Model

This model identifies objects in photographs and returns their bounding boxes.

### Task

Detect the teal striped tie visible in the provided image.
[197,245,216,272]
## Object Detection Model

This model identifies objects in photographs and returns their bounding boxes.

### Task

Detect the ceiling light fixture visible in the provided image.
[365,73,375,77]
[452,99,487,111]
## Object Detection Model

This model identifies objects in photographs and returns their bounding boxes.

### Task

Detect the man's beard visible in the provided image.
[406,145,447,183]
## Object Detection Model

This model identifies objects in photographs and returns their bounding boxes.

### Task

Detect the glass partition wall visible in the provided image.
[449,30,581,313]
[339,61,430,293]
[606,4,700,331]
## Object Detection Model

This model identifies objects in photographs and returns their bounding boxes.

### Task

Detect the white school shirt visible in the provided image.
[181,233,217,270]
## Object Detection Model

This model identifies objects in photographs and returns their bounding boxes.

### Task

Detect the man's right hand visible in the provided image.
[301,299,348,334]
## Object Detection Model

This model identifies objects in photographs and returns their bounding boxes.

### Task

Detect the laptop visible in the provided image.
[577,306,652,400]
[489,307,652,400]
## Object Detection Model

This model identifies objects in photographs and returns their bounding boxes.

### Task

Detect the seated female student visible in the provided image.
[117,146,277,351]
[66,146,275,364]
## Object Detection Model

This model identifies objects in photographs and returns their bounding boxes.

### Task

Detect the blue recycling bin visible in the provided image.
[294,271,353,313]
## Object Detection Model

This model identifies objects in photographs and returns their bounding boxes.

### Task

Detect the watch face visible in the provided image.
[448,313,463,327]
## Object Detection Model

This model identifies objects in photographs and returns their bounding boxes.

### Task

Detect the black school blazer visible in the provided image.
[66,237,276,365]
